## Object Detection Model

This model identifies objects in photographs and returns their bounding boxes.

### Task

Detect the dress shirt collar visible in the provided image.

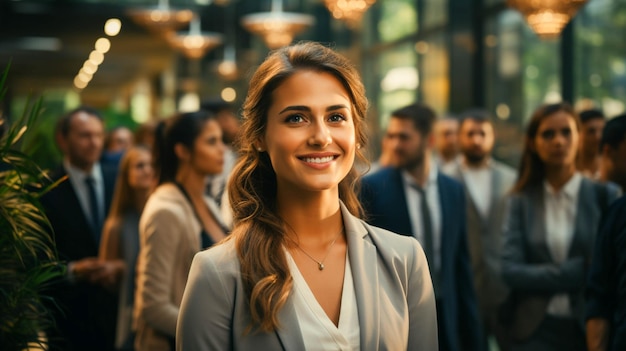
[543,171,582,199]
[401,163,438,189]
[63,158,102,184]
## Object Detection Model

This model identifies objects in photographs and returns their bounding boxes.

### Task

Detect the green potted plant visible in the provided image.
[0,64,64,350]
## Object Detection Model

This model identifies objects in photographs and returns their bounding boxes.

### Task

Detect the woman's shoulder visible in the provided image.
[142,184,187,216]
[192,239,241,276]
[360,220,421,258]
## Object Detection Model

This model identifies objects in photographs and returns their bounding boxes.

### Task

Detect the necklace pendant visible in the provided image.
[318,263,325,270]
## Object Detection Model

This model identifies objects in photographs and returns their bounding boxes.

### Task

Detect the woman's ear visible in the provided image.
[254,139,266,152]
[174,143,190,162]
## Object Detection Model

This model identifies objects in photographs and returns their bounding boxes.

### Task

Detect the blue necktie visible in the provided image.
[415,185,439,294]
[85,176,101,243]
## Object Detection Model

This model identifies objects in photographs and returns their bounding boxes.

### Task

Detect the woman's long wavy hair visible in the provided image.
[511,102,580,193]
[226,41,369,332]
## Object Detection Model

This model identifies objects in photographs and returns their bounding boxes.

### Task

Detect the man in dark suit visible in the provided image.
[586,114,626,351]
[41,106,119,351]
[447,109,516,351]
[360,103,483,351]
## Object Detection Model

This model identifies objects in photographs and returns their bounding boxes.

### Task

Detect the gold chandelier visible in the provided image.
[241,0,314,49]
[323,0,377,29]
[165,17,223,60]
[507,0,589,39]
[127,0,194,34]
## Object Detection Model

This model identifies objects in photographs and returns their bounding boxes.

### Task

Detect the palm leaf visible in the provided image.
[0,63,63,350]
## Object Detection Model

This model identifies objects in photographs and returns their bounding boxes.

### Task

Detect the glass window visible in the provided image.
[377,0,418,43]
[575,0,626,117]
[484,9,561,165]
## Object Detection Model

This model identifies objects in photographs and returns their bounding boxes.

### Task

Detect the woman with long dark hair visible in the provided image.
[501,102,619,351]
[177,42,437,350]
[134,110,229,351]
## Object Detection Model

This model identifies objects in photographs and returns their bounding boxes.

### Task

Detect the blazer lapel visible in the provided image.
[343,204,380,350]
[569,179,594,259]
[527,187,553,262]
[274,294,305,350]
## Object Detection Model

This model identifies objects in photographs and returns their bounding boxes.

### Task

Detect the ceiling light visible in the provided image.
[323,0,376,29]
[104,18,122,36]
[127,0,194,34]
[166,16,223,60]
[241,0,314,49]
[507,0,589,39]
[89,50,104,65]
[95,38,111,53]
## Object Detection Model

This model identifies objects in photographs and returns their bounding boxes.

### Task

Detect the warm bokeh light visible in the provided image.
[82,60,98,75]
[74,76,88,89]
[89,50,104,65]
[221,87,236,102]
[77,70,93,83]
[496,103,510,120]
[104,18,122,36]
[95,38,111,53]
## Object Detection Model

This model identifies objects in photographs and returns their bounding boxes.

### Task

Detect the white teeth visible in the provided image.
[302,156,334,163]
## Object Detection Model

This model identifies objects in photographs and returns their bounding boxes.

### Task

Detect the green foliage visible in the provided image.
[0,63,64,350]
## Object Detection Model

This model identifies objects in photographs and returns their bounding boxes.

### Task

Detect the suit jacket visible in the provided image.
[134,183,227,351]
[586,195,626,351]
[447,160,516,316]
[41,164,117,351]
[176,202,438,350]
[360,167,483,351]
[500,178,620,342]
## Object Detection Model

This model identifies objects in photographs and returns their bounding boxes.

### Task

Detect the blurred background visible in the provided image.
[1,0,625,168]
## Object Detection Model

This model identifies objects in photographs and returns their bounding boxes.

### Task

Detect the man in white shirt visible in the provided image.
[433,115,460,176]
[361,102,483,351]
[448,109,516,351]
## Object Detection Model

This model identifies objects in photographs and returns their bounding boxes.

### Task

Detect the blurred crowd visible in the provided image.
[37,86,626,350]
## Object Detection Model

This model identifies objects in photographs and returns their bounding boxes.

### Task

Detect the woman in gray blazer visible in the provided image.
[177,42,438,350]
[134,111,229,351]
[501,102,620,351]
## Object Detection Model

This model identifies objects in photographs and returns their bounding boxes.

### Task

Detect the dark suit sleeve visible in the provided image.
[455,188,484,351]
[501,195,585,293]
[585,197,626,320]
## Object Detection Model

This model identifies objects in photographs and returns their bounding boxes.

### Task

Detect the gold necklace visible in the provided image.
[288,228,344,271]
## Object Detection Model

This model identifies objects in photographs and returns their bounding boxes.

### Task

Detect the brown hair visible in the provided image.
[107,146,152,219]
[512,102,580,193]
[226,41,369,332]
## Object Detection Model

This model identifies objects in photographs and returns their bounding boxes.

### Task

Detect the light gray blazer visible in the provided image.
[176,203,438,350]
[501,178,620,341]
[448,160,516,316]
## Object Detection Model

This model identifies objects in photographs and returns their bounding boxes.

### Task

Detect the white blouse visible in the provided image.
[285,249,360,351]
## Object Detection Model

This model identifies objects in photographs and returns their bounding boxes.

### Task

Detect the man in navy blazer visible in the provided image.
[41,106,119,351]
[361,103,483,351]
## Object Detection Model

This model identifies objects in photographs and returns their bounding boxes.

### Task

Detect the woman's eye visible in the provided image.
[328,113,346,122]
[540,130,555,140]
[285,114,305,123]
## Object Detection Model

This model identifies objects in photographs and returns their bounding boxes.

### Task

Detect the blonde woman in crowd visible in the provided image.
[177,42,437,350]
[99,145,155,350]
[501,102,619,351]
[134,111,229,351]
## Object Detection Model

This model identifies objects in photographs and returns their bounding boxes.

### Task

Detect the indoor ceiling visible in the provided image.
[0,0,254,107]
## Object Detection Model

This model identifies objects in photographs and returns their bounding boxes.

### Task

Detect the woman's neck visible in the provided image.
[277,188,343,244]
[175,170,207,201]
[545,164,576,191]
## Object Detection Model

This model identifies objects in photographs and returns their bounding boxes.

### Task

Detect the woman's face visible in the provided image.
[533,110,579,168]
[128,149,154,190]
[261,70,356,194]
[190,119,225,176]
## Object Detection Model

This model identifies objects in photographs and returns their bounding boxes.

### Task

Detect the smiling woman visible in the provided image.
[176,41,438,351]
